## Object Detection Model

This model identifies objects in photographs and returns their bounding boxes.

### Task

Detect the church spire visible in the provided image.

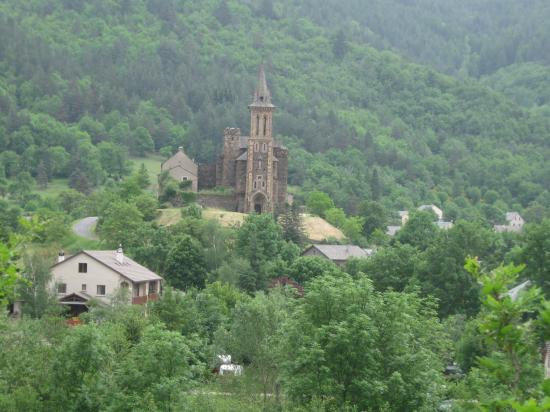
[250,64,274,107]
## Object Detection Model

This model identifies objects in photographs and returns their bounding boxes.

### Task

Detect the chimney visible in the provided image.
[116,245,124,264]
[58,250,65,263]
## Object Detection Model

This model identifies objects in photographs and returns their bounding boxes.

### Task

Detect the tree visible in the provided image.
[36,160,48,189]
[164,235,207,290]
[359,200,388,236]
[521,220,550,297]
[460,259,549,408]
[214,0,232,26]
[287,255,343,284]
[342,216,365,244]
[282,273,448,411]
[134,163,150,189]
[306,191,334,217]
[332,29,348,59]
[370,168,381,200]
[217,290,290,401]
[279,204,306,245]
[324,207,346,228]
[68,169,91,194]
[0,240,22,307]
[395,210,439,251]
[97,201,143,247]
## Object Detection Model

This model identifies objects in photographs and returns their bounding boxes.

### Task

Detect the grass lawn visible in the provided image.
[32,178,69,197]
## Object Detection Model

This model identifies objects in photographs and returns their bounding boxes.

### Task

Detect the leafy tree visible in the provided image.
[395,210,439,251]
[282,273,448,411]
[521,220,550,296]
[164,235,207,290]
[306,191,334,217]
[324,207,346,228]
[134,163,150,189]
[359,200,388,236]
[214,0,232,26]
[97,201,143,247]
[287,255,343,284]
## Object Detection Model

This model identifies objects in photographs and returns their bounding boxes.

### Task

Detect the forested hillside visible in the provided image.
[0,0,549,222]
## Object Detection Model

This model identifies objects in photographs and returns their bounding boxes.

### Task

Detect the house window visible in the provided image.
[97,285,106,296]
[81,284,86,292]
[149,281,157,294]
[78,263,87,273]
[57,283,67,294]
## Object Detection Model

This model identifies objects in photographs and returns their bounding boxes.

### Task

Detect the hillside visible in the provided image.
[0,0,548,223]
[157,208,345,242]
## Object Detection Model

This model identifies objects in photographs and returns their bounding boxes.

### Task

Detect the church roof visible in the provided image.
[249,65,275,108]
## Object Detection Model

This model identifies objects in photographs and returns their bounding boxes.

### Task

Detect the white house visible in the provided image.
[418,204,444,221]
[51,248,163,315]
[494,212,525,233]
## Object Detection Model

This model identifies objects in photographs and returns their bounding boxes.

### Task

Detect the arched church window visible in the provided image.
[256,115,260,136]
[258,160,262,169]
[263,116,267,136]
[254,142,259,152]
[253,181,257,189]
[262,143,267,152]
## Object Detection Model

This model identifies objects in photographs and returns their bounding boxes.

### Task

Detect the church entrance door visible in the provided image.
[252,193,267,214]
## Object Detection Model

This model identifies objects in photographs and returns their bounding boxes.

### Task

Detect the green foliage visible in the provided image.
[521,220,550,297]
[306,191,334,217]
[282,273,448,411]
[164,235,208,290]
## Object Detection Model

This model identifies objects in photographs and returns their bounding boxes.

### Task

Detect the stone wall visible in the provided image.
[197,193,238,211]
[197,163,217,190]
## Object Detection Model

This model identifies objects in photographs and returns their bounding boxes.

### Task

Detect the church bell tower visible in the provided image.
[245,65,276,213]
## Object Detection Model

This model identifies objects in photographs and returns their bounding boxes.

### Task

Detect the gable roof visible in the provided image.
[52,250,163,283]
[162,149,198,175]
[305,244,373,261]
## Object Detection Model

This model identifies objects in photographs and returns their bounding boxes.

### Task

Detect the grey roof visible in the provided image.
[161,149,198,175]
[506,212,523,222]
[386,225,401,236]
[436,221,454,230]
[84,250,163,283]
[506,280,532,302]
[306,244,373,261]
[236,151,248,161]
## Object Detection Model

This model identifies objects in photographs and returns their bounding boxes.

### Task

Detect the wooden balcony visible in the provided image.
[132,293,159,305]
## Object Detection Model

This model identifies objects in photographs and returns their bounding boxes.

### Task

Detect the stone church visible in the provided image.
[164,66,288,214]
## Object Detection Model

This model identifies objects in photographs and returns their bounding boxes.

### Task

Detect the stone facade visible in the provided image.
[201,66,288,214]
[161,66,288,214]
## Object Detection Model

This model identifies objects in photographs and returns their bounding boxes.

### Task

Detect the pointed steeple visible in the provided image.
[250,64,274,107]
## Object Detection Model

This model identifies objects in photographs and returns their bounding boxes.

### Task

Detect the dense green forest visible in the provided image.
[1,0,550,410]
[0,0,549,222]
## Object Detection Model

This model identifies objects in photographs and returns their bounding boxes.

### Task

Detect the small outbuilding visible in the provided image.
[161,147,198,192]
[301,244,374,266]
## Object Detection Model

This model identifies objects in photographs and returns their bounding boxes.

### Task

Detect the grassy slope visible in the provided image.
[129,155,165,191]
[157,208,345,241]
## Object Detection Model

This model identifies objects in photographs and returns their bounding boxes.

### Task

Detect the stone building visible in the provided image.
[161,147,198,191]
[199,65,288,213]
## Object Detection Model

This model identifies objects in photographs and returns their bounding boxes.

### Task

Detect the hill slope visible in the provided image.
[0,0,548,221]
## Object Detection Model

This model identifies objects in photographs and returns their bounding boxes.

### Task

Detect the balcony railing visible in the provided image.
[132,293,159,305]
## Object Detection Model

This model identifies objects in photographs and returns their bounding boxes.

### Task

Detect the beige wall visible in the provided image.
[164,165,198,192]
[52,254,129,301]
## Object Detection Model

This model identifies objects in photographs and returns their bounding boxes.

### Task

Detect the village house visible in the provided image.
[160,146,199,191]
[51,247,163,315]
[387,204,453,236]
[302,244,374,266]
[494,212,525,233]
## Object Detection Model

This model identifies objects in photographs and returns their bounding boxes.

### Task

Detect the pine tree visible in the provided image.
[280,204,306,246]
[36,161,48,189]
[332,29,348,59]
[214,0,232,26]
[135,163,150,189]
[371,168,381,201]
[69,169,91,194]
